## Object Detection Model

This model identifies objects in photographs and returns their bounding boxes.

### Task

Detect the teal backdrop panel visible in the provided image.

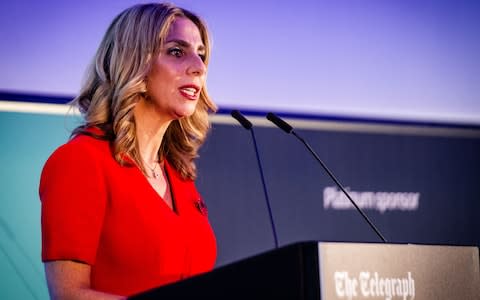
[0,111,79,300]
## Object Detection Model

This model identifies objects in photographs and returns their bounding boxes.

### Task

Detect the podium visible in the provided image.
[129,242,480,299]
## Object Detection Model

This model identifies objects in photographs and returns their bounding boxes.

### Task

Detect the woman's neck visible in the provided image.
[133,98,172,164]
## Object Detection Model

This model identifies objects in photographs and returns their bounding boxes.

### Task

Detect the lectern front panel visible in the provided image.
[318,242,480,300]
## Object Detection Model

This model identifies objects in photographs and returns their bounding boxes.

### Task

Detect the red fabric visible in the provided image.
[40,133,217,296]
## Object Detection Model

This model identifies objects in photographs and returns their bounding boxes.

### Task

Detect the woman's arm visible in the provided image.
[44,261,126,300]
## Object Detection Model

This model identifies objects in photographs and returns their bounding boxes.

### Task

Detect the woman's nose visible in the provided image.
[186,54,206,76]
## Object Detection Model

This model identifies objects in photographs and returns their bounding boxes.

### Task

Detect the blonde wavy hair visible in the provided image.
[72,3,217,180]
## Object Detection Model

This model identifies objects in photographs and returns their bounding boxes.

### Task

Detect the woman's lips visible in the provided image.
[179,84,200,100]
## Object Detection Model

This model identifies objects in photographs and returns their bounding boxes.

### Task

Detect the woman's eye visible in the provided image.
[168,47,183,57]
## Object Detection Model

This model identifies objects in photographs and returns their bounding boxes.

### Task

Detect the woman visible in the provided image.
[39,3,217,299]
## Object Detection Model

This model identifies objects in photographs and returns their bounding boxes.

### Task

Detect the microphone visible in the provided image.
[266,112,388,243]
[231,110,279,248]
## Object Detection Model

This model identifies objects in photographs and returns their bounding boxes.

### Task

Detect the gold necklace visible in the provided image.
[144,160,160,179]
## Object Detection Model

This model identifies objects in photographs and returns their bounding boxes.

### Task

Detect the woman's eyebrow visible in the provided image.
[165,39,205,52]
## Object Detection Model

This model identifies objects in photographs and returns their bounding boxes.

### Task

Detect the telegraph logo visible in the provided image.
[334,271,415,300]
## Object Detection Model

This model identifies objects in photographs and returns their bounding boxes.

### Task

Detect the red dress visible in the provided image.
[39,133,217,296]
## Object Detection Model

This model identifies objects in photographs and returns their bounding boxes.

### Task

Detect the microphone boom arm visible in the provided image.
[267,112,387,243]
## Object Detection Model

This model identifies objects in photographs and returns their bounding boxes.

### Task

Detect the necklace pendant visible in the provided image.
[152,171,159,179]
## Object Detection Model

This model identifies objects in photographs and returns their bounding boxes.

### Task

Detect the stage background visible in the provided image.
[1,0,479,124]
[1,0,480,299]
[0,101,479,299]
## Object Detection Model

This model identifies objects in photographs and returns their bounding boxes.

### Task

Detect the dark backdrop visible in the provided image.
[196,119,480,266]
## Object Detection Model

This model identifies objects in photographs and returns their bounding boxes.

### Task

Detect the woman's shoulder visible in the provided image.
[39,132,112,196]
[41,131,112,180]
[51,133,109,162]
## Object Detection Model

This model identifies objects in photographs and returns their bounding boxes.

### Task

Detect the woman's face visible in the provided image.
[146,17,206,120]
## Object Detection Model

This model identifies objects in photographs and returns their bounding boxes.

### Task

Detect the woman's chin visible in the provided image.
[172,108,195,119]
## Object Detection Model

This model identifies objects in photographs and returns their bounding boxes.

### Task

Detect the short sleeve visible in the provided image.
[40,139,107,265]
